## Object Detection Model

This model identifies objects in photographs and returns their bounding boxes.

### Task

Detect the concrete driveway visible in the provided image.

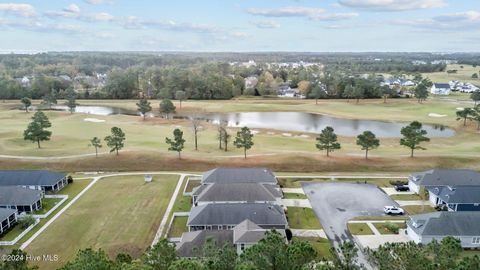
[302,182,399,269]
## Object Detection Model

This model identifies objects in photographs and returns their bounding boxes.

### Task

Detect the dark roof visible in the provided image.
[232,219,285,244]
[176,230,233,257]
[0,170,66,187]
[408,212,480,236]
[410,169,480,187]
[188,203,287,227]
[0,208,16,221]
[427,185,480,204]
[434,84,451,89]
[196,183,282,203]
[0,187,43,206]
[202,168,277,184]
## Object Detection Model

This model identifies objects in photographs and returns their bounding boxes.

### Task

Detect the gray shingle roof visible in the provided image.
[176,230,233,258]
[427,185,480,204]
[196,183,282,203]
[0,170,66,187]
[202,168,277,184]
[0,208,16,221]
[411,169,480,187]
[0,187,43,206]
[232,219,285,244]
[188,203,287,227]
[408,211,480,236]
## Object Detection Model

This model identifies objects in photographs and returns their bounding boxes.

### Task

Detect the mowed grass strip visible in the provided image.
[278,178,394,188]
[347,223,374,235]
[286,207,322,229]
[292,237,334,260]
[283,193,307,199]
[372,222,406,235]
[403,205,437,215]
[167,216,188,238]
[390,194,422,201]
[25,175,178,270]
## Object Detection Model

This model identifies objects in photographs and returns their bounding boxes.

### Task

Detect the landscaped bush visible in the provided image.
[67,175,74,184]
[384,222,400,234]
[18,215,36,229]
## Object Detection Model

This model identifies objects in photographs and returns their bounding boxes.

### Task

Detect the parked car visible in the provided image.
[384,206,405,215]
[394,185,410,192]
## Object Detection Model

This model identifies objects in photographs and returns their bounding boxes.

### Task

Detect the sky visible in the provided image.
[0,0,479,52]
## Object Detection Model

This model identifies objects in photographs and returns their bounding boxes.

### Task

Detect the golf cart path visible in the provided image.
[20,172,199,250]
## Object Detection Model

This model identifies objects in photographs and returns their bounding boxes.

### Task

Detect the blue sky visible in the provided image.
[0,0,479,52]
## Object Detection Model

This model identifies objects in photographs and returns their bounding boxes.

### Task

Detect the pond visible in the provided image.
[47,105,454,138]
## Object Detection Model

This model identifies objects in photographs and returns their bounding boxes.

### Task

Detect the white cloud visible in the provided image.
[252,20,281,29]
[63,4,81,14]
[84,0,113,5]
[434,11,480,22]
[0,3,36,17]
[392,10,480,31]
[246,6,358,21]
[338,0,446,11]
[45,5,114,22]
[120,17,220,33]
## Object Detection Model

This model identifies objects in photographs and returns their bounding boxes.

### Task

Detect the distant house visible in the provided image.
[425,185,480,211]
[408,169,480,194]
[0,186,44,213]
[187,203,288,231]
[430,84,451,95]
[192,183,283,206]
[0,208,17,235]
[176,219,286,257]
[0,170,68,192]
[244,76,258,89]
[201,168,278,185]
[407,211,480,248]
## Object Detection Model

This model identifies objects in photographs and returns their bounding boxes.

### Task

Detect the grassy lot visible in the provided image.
[286,207,322,229]
[351,216,407,221]
[283,193,307,199]
[35,198,63,215]
[0,225,24,242]
[347,223,374,235]
[2,96,480,172]
[167,216,188,238]
[25,175,178,270]
[403,205,437,215]
[163,176,192,237]
[373,222,407,235]
[184,179,201,193]
[422,64,480,84]
[278,178,394,188]
[390,194,422,201]
[292,237,334,260]
[461,250,480,258]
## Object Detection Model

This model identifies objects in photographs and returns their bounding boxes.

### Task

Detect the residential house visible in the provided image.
[407,211,480,248]
[192,183,283,206]
[425,185,480,211]
[430,84,451,95]
[187,203,288,231]
[408,169,480,194]
[201,168,278,185]
[177,219,286,257]
[0,170,68,192]
[244,76,258,89]
[0,208,17,235]
[0,186,44,213]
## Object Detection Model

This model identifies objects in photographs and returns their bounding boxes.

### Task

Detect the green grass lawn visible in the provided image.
[286,207,322,229]
[0,224,25,242]
[167,216,188,238]
[347,223,374,235]
[283,193,307,199]
[184,179,201,193]
[422,64,480,84]
[278,178,395,188]
[25,175,178,270]
[390,194,422,201]
[352,216,407,221]
[461,250,480,258]
[403,205,437,215]
[372,222,406,235]
[34,198,63,215]
[292,237,334,260]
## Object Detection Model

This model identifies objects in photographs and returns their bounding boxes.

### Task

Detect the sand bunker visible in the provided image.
[84,118,106,123]
[428,113,447,118]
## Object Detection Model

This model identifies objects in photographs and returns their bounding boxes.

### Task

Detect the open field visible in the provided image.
[286,207,322,229]
[24,175,178,269]
[422,64,480,84]
[292,237,334,260]
[1,96,480,172]
[278,178,394,188]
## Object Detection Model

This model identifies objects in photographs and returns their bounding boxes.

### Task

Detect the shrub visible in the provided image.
[18,215,36,229]
[384,222,400,234]
[389,180,408,186]
[67,175,74,184]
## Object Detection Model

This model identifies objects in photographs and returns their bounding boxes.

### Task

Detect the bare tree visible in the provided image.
[217,121,227,150]
[190,117,202,151]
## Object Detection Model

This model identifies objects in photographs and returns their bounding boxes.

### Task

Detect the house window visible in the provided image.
[474,203,479,206]
[241,244,245,251]
[472,237,480,244]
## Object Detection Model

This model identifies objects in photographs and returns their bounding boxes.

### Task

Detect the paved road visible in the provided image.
[302,182,399,270]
